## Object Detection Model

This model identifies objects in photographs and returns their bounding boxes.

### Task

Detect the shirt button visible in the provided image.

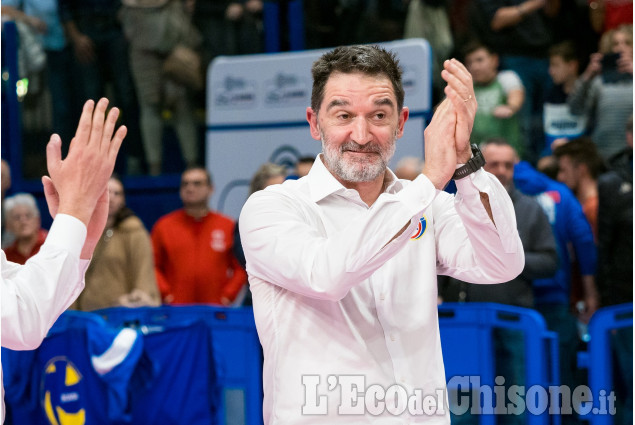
[380,293,385,301]
[390,334,396,341]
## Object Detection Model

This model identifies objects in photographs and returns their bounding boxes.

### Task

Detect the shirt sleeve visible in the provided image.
[435,169,525,283]
[1,214,88,350]
[240,171,524,301]
[498,70,524,93]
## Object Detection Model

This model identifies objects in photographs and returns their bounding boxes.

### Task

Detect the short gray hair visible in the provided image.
[250,163,287,194]
[4,192,40,218]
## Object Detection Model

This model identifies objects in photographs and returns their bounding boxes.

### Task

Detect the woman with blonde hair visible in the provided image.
[568,24,633,160]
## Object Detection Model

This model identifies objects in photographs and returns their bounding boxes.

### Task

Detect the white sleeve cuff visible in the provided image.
[44,214,88,259]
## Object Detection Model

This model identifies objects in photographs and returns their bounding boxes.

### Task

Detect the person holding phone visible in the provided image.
[568,24,633,160]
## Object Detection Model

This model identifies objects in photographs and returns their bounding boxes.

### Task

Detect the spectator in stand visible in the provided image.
[72,175,160,311]
[403,0,454,103]
[464,42,526,157]
[568,24,633,160]
[2,160,15,249]
[1,160,11,202]
[589,0,632,35]
[596,116,632,425]
[152,166,247,305]
[120,0,201,176]
[553,136,606,239]
[394,156,424,181]
[294,156,315,179]
[58,0,144,174]
[536,154,559,179]
[514,160,598,425]
[2,0,81,145]
[3,193,48,265]
[248,162,287,196]
[468,0,560,164]
[597,116,633,297]
[543,41,587,155]
[439,138,557,424]
[234,162,287,305]
[357,0,408,44]
[192,0,263,69]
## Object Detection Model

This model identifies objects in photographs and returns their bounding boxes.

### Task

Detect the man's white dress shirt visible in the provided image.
[1,214,89,423]
[240,156,524,424]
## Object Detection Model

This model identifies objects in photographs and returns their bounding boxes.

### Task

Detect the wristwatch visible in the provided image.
[452,144,486,180]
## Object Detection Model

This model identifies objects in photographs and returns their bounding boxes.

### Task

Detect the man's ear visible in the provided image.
[306,107,321,141]
[396,107,410,138]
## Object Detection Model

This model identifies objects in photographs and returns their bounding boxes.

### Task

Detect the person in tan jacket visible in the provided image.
[72,175,160,311]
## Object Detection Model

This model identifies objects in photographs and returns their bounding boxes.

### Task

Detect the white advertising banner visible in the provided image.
[206,39,432,219]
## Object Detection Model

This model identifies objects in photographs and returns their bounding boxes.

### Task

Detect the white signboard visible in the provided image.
[206,39,432,219]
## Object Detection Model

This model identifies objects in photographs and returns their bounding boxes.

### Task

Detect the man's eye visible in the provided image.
[375,113,386,120]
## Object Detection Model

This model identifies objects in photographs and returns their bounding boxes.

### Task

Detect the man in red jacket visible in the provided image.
[151,166,247,305]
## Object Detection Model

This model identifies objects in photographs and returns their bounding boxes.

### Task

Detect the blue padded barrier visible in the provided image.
[95,305,263,425]
[579,303,633,425]
[2,310,218,425]
[438,303,560,425]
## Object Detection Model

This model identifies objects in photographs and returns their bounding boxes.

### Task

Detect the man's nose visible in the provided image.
[350,117,371,145]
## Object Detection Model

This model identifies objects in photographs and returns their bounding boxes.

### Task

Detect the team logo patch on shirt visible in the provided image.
[210,230,227,252]
[410,216,427,240]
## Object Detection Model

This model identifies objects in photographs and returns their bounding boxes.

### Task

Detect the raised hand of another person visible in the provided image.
[441,58,477,163]
[118,289,159,308]
[617,50,633,74]
[43,98,126,258]
[582,52,603,81]
[492,104,515,119]
[71,32,96,64]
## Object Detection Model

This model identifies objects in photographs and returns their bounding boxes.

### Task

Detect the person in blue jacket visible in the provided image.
[514,160,598,425]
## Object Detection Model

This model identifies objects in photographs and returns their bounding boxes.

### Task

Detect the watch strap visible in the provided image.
[452,144,486,180]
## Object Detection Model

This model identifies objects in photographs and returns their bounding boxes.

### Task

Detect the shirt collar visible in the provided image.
[307,154,405,203]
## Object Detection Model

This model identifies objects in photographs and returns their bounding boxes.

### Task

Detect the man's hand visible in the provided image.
[42,177,109,259]
[441,58,477,163]
[44,98,126,258]
[422,99,459,189]
[422,59,478,189]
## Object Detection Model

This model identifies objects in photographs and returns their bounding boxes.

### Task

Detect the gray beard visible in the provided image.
[321,132,397,183]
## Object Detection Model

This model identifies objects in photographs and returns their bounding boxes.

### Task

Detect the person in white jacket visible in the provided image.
[1,97,126,420]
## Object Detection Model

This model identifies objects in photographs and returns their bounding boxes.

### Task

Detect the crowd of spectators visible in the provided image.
[2,0,632,172]
[2,0,265,177]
